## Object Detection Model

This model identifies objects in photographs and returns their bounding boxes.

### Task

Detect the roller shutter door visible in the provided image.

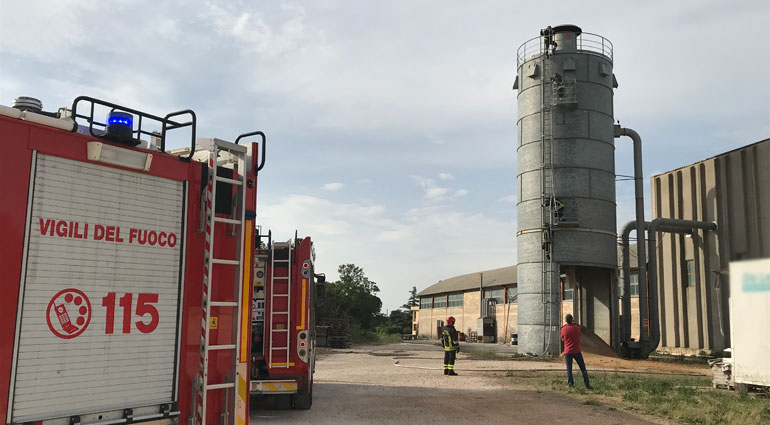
[10,154,185,422]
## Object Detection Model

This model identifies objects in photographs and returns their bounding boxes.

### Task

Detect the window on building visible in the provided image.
[630,273,639,296]
[687,260,696,287]
[433,294,447,309]
[563,287,573,301]
[447,293,463,308]
[507,286,518,303]
[485,288,505,304]
[420,297,432,309]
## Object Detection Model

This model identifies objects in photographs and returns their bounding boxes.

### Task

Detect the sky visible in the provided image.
[1,0,768,313]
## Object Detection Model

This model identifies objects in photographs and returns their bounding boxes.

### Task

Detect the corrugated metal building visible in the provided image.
[651,138,770,354]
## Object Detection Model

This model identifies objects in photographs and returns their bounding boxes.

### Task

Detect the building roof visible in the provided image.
[651,138,769,178]
[417,265,517,297]
[417,244,640,298]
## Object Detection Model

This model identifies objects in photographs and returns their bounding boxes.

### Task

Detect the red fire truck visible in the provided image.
[248,234,322,409]
[0,96,321,425]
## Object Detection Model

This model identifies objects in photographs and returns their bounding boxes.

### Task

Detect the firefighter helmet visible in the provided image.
[446,316,456,326]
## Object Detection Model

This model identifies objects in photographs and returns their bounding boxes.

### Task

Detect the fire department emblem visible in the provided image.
[46,288,92,339]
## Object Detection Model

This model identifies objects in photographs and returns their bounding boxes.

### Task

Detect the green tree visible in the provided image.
[318,264,383,330]
[403,286,418,308]
[387,309,412,334]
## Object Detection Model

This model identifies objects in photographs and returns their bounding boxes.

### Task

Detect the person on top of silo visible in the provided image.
[441,316,460,376]
[540,26,557,56]
[561,314,593,389]
[540,26,552,54]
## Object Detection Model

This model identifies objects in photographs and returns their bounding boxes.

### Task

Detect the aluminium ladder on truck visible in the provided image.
[194,139,247,425]
[268,241,293,368]
[540,41,558,353]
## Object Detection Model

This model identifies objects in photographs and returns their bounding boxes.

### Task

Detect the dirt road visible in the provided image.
[251,342,680,424]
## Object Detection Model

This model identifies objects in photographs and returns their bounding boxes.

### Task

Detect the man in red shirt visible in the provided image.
[560,314,592,389]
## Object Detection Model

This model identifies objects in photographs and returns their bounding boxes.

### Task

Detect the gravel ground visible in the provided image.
[250,342,690,424]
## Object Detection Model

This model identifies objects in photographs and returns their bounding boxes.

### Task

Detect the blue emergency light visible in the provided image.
[106,111,135,143]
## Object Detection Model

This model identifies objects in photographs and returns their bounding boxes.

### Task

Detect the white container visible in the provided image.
[729,259,770,388]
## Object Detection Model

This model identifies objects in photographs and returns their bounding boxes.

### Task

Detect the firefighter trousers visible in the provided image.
[443,349,456,371]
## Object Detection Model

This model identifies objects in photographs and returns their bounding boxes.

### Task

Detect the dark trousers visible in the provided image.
[565,352,590,387]
[443,349,456,370]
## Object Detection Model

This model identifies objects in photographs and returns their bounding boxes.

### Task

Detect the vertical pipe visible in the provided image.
[615,126,648,344]
[644,218,717,357]
[619,221,637,346]
[479,273,484,318]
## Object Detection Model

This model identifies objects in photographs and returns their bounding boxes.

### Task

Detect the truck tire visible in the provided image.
[274,394,292,410]
[294,379,313,410]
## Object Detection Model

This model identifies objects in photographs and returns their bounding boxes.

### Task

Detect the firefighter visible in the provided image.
[542,228,552,260]
[552,73,565,100]
[540,26,557,56]
[441,316,460,376]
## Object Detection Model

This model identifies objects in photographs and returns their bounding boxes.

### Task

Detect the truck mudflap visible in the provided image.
[250,380,297,394]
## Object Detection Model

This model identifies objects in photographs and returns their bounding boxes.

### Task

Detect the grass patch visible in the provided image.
[372,333,407,345]
[349,326,405,345]
[510,352,560,362]
[648,351,716,365]
[464,351,561,362]
[505,371,770,424]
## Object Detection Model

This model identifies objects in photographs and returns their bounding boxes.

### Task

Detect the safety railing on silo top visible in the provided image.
[516,32,613,67]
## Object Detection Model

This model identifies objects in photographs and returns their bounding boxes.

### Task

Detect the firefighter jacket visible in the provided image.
[441,325,459,351]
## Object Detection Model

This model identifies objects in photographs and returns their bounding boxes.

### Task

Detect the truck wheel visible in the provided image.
[294,378,313,410]
[274,394,292,410]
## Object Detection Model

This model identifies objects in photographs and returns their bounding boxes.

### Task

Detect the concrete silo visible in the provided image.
[514,25,618,354]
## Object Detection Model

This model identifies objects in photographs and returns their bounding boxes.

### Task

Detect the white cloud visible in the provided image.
[411,175,468,202]
[411,175,447,201]
[203,2,308,57]
[321,182,344,191]
[2,0,766,313]
[498,194,517,204]
[425,186,449,199]
[259,192,514,311]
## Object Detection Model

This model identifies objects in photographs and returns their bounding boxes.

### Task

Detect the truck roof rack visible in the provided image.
[71,95,197,161]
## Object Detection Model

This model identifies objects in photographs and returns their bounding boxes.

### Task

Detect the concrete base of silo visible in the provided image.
[516,262,561,355]
[564,266,615,347]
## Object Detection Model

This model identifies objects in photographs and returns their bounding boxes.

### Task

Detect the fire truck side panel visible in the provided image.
[1,116,207,424]
[2,113,262,425]
[0,117,34,424]
[11,154,185,422]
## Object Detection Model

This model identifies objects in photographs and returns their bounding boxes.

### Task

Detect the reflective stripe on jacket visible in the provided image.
[441,325,459,351]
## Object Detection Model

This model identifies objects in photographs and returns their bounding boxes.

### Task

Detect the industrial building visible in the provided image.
[513,24,620,355]
[415,266,518,342]
[415,24,767,358]
[650,138,770,354]
[415,138,769,355]
[415,248,642,345]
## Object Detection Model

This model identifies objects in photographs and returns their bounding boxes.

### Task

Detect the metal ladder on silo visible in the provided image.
[268,240,293,368]
[539,45,557,352]
[193,139,247,425]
